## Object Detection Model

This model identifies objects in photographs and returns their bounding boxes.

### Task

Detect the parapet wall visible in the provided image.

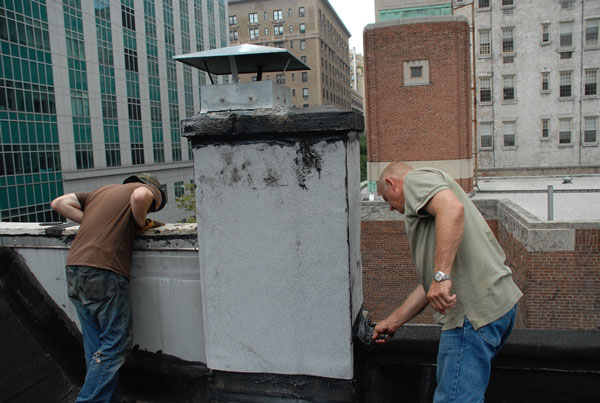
[361,199,600,330]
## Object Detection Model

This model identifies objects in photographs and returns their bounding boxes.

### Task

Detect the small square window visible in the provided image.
[403,60,429,86]
[410,66,422,78]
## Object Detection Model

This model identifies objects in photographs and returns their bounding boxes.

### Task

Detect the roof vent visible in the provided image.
[174,44,310,112]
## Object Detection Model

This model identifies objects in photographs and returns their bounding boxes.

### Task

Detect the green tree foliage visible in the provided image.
[176,183,197,223]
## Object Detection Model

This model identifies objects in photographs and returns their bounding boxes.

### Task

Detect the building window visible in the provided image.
[265,27,269,36]
[229,30,238,41]
[502,75,515,101]
[403,60,430,86]
[301,56,307,63]
[273,10,283,21]
[480,76,492,102]
[586,19,599,47]
[541,72,550,92]
[300,40,306,50]
[302,88,309,99]
[276,73,285,84]
[480,123,493,149]
[288,8,292,17]
[274,24,284,36]
[502,27,514,54]
[478,0,490,8]
[249,13,258,24]
[560,22,573,48]
[250,27,259,40]
[503,122,516,147]
[559,118,572,144]
[410,66,422,78]
[290,24,293,32]
[502,0,514,6]
[302,72,308,82]
[175,181,185,198]
[299,7,305,17]
[300,23,306,34]
[542,23,550,43]
[229,15,237,25]
[584,116,598,143]
[542,119,550,139]
[479,30,491,56]
[559,71,572,97]
[585,69,598,96]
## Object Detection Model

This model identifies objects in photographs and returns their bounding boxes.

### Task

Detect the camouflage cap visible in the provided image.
[123,173,166,211]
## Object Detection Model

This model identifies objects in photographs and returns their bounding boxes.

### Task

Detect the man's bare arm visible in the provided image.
[51,193,84,223]
[423,189,464,313]
[372,285,429,343]
[130,186,156,228]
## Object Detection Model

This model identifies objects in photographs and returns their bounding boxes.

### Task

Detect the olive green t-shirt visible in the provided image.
[66,183,162,278]
[403,168,522,330]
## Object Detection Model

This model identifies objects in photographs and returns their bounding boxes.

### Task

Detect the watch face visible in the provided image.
[434,272,443,281]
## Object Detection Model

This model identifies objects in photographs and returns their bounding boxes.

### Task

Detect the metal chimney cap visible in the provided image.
[173,44,310,75]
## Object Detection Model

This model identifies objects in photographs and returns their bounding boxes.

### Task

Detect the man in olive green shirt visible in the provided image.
[372,162,522,403]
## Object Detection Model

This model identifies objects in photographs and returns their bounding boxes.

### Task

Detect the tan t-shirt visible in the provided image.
[66,183,162,278]
[403,168,522,330]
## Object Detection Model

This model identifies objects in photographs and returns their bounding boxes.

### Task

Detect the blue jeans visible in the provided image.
[66,266,133,403]
[434,305,517,403]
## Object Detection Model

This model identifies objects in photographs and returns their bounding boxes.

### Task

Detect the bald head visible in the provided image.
[377,163,413,214]
[379,162,414,182]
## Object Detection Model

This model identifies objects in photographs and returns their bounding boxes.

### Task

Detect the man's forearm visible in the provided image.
[386,285,429,331]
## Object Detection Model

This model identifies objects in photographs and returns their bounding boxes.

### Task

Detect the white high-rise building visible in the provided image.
[374,0,600,175]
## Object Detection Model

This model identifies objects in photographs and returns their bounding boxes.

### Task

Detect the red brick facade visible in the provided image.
[361,221,600,330]
[364,18,473,192]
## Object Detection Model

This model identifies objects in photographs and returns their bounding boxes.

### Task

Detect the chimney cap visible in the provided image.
[174,44,310,76]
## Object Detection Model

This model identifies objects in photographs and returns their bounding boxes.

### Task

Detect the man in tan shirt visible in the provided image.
[373,162,521,403]
[52,173,164,403]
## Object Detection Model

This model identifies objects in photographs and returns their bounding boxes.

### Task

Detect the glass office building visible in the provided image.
[1,0,227,223]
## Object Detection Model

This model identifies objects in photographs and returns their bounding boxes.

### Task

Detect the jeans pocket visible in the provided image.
[81,271,116,302]
[477,306,516,348]
[478,323,503,347]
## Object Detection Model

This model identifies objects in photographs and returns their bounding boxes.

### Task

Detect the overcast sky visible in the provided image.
[327,0,376,54]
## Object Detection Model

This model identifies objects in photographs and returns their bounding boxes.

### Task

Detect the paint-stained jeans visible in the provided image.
[434,305,517,403]
[66,265,133,403]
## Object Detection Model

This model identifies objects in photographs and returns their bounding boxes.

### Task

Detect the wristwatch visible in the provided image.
[433,271,451,282]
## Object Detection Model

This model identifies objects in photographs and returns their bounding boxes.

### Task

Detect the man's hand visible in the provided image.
[427,280,456,314]
[372,319,397,344]
[136,218,165,234]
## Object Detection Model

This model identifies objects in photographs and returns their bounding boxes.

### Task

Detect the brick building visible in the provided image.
[227,0,353,110]
[364,16,473,191]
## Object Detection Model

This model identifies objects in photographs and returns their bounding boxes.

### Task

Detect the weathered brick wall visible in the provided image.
[364,18,473,192]
[361,221,600,330]
[499,227,600,330]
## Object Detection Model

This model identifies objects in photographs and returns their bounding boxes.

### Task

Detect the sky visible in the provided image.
[327,0,376,55]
